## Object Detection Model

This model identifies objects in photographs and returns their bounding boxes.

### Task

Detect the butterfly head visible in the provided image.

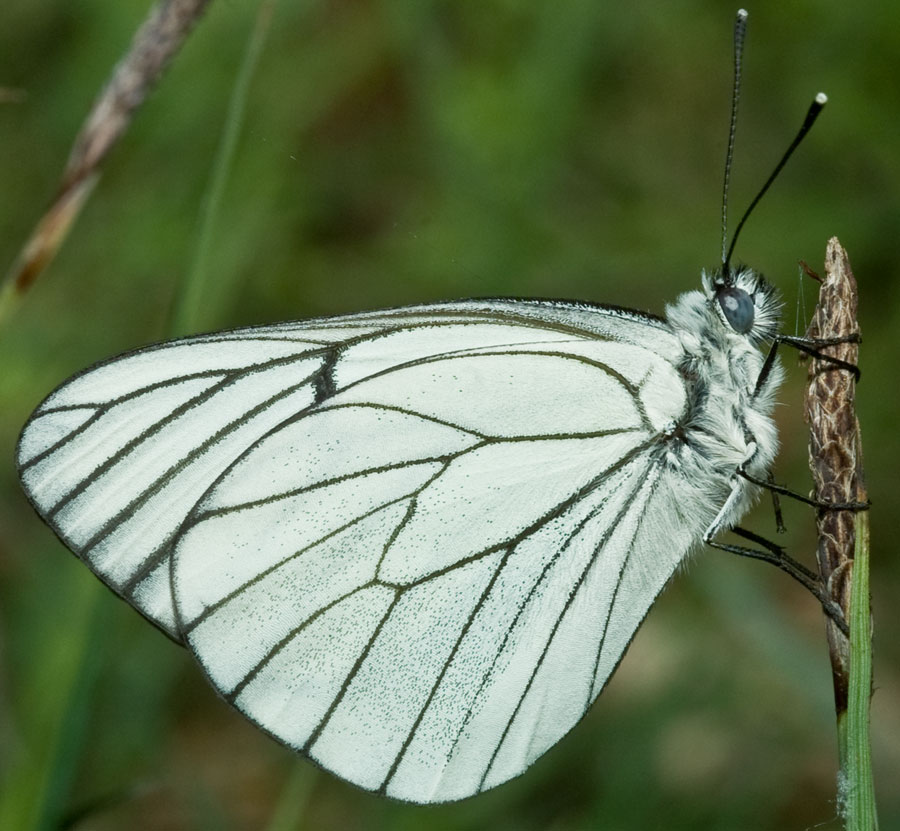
[703,266,781,344]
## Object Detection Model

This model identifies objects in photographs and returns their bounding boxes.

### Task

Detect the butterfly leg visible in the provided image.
[738,468,871,512]
[763,471,787,534]
[754,332,861,399]
[705,527,848,636]
[702,476,848,635]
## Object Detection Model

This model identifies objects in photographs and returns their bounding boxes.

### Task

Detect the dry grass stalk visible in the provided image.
[804,237,867,715]
[1,0,214,315]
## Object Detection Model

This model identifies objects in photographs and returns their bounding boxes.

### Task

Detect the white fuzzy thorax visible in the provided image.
[663,267,783,535]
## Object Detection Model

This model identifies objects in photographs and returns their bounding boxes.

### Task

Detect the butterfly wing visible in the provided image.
[161,302,698,801]
[18,300,701,801]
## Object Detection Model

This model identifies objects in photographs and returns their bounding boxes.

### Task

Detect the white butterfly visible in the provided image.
[17,276,783,801]
[15,9,838,807]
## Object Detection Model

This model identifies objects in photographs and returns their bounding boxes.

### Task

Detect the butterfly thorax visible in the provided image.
[662,268,783,522]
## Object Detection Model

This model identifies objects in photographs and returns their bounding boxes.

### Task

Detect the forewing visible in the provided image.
[16,303,677,638]
[16,324,398,637]
[170,316,694,801]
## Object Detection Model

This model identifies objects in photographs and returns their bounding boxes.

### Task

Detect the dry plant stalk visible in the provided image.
[804,237,867,716]
[1,0,214,311]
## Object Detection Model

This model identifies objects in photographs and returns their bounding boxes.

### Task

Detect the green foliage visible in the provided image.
[1,1,897,828]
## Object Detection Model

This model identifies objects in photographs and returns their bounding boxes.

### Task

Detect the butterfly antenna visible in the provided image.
[723,92,828,272]
[721,9,749,271]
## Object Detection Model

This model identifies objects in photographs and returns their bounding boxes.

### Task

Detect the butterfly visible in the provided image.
[15,10,838,805]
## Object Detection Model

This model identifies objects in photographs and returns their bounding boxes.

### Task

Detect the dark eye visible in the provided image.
[717,286,755,333]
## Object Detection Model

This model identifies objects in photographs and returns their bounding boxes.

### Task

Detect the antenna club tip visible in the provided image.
[737,8,749,19]
[815,92,828,105]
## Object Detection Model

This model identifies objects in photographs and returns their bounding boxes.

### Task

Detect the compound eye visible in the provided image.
[717,286,755,333]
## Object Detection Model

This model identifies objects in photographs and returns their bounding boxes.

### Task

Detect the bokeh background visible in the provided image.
[1,1,898,829]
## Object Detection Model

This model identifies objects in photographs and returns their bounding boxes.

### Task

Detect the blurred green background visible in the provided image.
[1,1,898,829]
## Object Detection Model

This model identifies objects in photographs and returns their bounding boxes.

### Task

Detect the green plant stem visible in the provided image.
[170,0,278,337]
[842,510,877,830]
